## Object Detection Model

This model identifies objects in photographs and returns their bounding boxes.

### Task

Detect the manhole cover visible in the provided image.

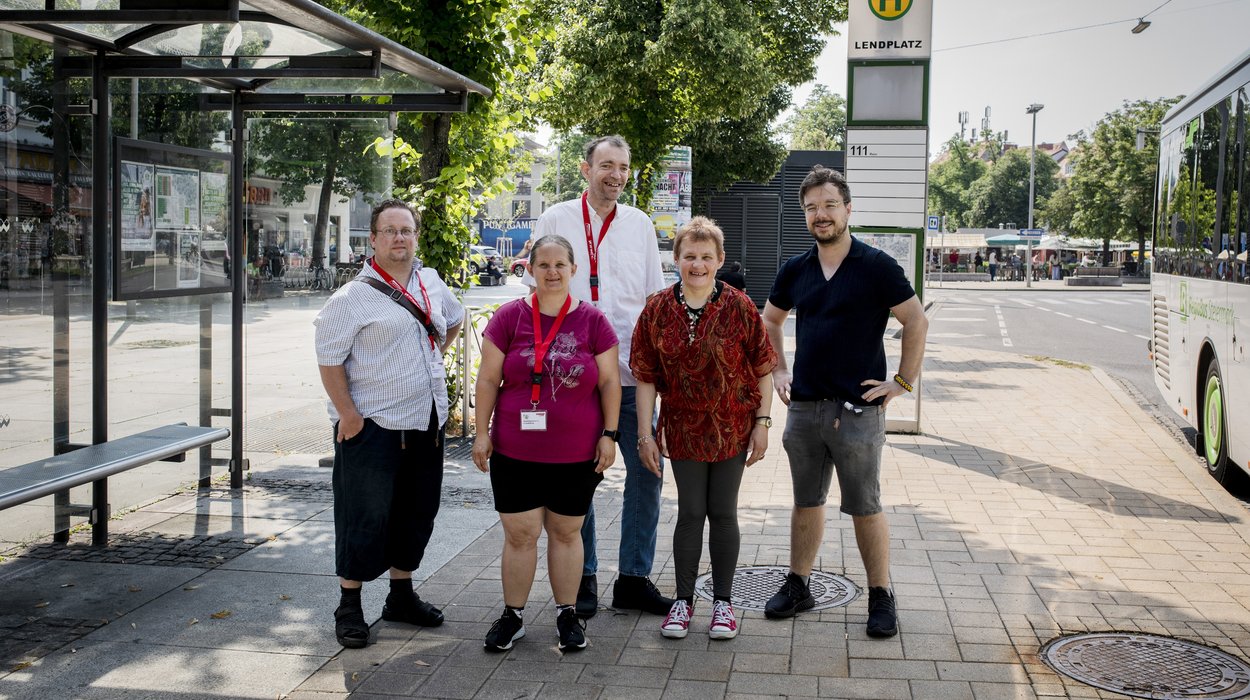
[694,565,858,612]
[1041,632,1250,700]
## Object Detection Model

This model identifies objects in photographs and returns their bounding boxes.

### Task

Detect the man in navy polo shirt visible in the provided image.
[760,165,928,638]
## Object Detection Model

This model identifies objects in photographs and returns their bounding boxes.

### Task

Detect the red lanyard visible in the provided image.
[581,191,617,302]
[529,293,573,406]
[369,257,437,351]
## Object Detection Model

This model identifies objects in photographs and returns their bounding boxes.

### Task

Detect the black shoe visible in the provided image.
[483,609,526,652]
[334,602,369,648]
[611,575,675,616]
[576,574,598,618]
[764,572,815,619]
[381,591,444,627]
[556,607,587,652]
[866,587,898,638]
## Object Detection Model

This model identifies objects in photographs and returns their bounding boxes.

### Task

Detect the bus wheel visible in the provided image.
[1203,360,1230,483]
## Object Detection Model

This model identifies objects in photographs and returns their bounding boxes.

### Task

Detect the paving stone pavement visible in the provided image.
[4,332,1250,698]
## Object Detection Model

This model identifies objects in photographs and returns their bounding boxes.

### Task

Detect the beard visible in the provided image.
[810,219,846,246]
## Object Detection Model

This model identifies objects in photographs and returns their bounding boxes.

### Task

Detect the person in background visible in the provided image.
[472,234,621,653]
[632,217,777,641]
[988,251,998,281]
[716,260,747,292]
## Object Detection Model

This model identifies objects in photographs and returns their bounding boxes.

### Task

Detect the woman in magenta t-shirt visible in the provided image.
[472,234,620,653]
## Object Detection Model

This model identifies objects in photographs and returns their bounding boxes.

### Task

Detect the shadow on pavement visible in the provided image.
[896,435,1241,524]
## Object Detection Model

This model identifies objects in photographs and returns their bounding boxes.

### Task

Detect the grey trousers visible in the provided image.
[671,452,748,600]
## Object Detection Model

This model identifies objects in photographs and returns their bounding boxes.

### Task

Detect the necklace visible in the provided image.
[675,281,722,344]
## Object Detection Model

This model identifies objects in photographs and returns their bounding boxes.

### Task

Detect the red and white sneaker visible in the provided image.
[661,599,691,639]
[709,600,738,640]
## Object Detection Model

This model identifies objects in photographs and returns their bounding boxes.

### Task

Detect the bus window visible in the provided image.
[1240,87,1250,283]
[1195,106,1226,277]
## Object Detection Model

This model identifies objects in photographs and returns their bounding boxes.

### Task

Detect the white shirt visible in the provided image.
[524,197,666,385]
[314,261,464,430]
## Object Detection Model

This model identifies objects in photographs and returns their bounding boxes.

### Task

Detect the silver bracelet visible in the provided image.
[637,435,654,446]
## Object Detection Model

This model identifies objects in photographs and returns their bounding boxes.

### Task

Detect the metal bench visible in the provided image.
[0,424,230,545]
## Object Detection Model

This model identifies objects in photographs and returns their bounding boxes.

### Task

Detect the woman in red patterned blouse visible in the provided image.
[630,216,778,641]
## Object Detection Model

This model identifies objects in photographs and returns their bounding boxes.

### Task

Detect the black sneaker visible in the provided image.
[556,607,588,652]
[764,572,815,619]
[381,591,444,627]
[611,575,675,616]
[866,587,898,638]
[483,609,526,652]
[576,574,598,618]
[334,602,369,649]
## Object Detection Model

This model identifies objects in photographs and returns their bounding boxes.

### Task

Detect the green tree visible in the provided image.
[248,118,389,265]
[780,84,846,151]
[326,0,552,281]
[965,148,1060,229]
[927,135,988,230]
[1041,180,1083,238]
[539,0,847,210]
[688,85,790,207]
[1063,97,1181,264]
[537,132,594,205]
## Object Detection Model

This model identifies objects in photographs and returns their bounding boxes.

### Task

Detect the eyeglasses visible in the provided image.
[377,227,417,239]
[803,200,845,213]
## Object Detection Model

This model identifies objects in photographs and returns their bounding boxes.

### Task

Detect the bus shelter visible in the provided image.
[0,0,490,543]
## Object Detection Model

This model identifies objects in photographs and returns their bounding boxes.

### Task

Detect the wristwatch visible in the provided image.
[601,429,620,442]
[754,416,773,428]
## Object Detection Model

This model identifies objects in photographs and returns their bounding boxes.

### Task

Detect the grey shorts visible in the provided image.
[781,400,886,515]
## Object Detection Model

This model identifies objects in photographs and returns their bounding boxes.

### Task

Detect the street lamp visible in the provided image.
[1131,18,1151,34]
[1026,103,1044,288]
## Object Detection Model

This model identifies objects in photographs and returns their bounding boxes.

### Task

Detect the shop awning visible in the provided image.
[925,233,986,249]
[0,181,90,210]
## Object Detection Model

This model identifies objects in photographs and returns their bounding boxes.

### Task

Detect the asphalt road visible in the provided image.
[925,286,1200,444]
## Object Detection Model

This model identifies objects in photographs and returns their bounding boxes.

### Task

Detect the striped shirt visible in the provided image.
[314,260,464,431]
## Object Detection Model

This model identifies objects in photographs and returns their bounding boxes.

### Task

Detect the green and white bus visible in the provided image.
[1152,48,1250,483]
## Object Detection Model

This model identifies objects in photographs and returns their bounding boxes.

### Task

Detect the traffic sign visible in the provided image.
[1018,228,1044,238]
[927,215,940,231]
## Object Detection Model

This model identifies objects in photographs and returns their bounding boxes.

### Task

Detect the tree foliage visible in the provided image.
[1057,97,1181,261]
[927,136,988,230]
[780,85,846,151]
[537,132,594,205]
[325,0,552,281]
[965,148,1060,229]
[538,0,847,209]
[248,118,390,264]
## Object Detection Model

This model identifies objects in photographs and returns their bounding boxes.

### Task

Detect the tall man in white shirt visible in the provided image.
[524,136,673,617]
[315,199,463,648]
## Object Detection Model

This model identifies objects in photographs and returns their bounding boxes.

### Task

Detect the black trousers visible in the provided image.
[332,413,444,582]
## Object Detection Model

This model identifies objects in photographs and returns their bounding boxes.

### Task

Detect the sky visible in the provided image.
[793,0,1250,154]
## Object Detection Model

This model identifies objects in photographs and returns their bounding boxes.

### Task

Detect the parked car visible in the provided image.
[510,257,528,277]
[468,245,504,275]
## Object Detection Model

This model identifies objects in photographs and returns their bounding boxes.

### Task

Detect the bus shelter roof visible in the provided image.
[0,0,491,107]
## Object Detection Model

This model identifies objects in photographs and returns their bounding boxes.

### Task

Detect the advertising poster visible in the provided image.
[200,170,229,253]
[651,145,692,285]
[155,165,201,230]
[176,230,202,288]
[119,161,155,252]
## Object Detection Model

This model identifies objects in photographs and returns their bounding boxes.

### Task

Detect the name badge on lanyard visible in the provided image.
[520,410,547,431]
[524,292,573,431]
[581,191,617,303]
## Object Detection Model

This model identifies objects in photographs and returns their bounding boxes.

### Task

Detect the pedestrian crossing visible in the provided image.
[935,293,1149,307]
